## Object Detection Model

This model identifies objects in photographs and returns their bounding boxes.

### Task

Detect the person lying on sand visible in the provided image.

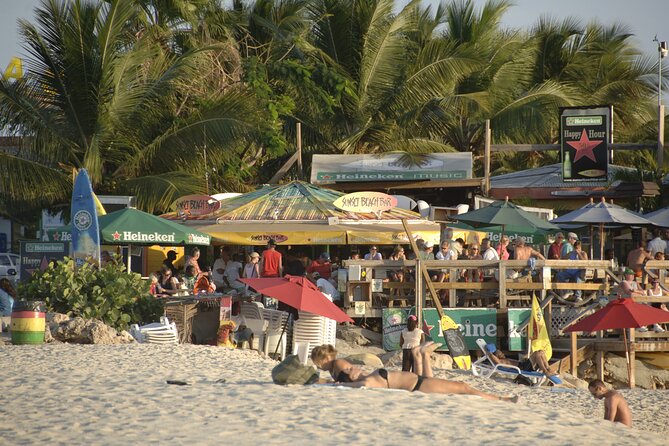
[486,344,562,384]
[311,344,518,403]
[588,379,632,427]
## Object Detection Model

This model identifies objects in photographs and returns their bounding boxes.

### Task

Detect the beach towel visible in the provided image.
[272,355,320,385]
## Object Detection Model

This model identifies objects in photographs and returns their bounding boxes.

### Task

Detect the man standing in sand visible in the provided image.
[588,379,632,427]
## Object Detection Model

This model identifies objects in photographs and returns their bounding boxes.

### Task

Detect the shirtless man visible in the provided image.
[513,238,545,261]
[588,379,632,427]
[626,241,652,279]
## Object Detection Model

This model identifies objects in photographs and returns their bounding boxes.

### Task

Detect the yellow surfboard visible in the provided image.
[441,315,471,370]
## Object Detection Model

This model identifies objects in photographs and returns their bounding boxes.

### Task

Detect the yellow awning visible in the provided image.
[193,221,442,246]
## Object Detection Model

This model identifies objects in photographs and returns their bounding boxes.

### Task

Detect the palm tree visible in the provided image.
[0,0,262,213]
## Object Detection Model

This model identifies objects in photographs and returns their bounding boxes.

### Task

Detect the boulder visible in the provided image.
[52,317,135,344]
[576,353,669,390]
[345,353,384,369]
[337,325,370,346]
[432,352,453,370]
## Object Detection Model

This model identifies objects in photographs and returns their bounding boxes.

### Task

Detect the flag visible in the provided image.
[528,294,552,360]
[92,192,107,216]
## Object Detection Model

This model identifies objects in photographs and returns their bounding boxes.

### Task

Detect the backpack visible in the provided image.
[271,355,320,385]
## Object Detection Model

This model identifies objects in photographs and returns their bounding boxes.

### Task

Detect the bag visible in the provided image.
[513,374,533,386]
[271,355,320,385]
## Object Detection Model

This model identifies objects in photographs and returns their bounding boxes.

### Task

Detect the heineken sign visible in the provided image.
[311,153,473,184]
[112,231,176,243]
[560,106,611,182]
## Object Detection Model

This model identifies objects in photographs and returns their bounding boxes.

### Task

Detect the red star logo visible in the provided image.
[112,231,121,241]
[52,232,60,241]
[422,319,435,337]
[566,129,602,162]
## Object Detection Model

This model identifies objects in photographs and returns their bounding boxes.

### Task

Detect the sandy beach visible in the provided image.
[1,344,667,445]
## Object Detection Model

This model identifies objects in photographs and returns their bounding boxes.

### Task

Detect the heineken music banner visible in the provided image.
[507,308,531,351]
[560,106,612,182]
[382,308,497,351]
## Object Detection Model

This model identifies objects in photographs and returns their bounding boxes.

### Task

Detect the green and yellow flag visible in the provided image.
[528,294,552,360]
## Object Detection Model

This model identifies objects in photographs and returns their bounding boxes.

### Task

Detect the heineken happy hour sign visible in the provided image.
[561,106,612,182]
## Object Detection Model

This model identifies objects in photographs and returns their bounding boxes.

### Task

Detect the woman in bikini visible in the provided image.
[310,344,517,402]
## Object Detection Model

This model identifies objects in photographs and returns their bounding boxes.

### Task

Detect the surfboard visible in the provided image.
[440,314,471,370]
[70,169,100,268]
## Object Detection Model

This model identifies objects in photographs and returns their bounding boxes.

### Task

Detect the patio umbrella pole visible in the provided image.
[599,222,605,260]
[274,313,292,358]
[127,244,132,271]
[589,225,594,260]
[622,328,632,387]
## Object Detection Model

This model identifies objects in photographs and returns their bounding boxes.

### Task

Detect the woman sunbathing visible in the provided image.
[310,344,518,402]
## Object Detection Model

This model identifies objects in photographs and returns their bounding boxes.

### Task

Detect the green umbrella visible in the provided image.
[453,198,560,244]
[46,208,211,246]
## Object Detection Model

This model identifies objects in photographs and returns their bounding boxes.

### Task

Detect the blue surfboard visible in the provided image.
[70,169,100,268]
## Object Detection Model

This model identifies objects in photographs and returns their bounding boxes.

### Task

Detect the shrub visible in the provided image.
[18,257,163,330]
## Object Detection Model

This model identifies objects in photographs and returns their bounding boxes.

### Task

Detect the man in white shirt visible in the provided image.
[212,247,229,289]
[647,229,667,257]
[481,238,499,280]
[312,272,340,302]
[436,240,458,260]
[224,253,244,292]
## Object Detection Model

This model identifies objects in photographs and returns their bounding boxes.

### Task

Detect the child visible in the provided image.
[399,315,424,372]
[588,379,632,427]
[148,273,159,296]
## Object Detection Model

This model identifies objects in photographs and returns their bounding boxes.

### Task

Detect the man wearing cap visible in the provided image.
[618,268,646,299]
[561,232,578,259]
[308,252,332,279]
[311,271,340,303]
[260,239,283,277]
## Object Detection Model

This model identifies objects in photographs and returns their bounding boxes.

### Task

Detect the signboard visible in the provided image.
[19,241,69,281]
[382,307,497,351]
[71,169,101,267]
[3,57,23,81]
[560,106,612,182]
[507,308,530,351]
[312,153,473,184]
[333,192,397,213]
[174,194,220,216]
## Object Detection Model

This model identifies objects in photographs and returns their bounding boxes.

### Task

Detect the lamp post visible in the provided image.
[655,37,667,167]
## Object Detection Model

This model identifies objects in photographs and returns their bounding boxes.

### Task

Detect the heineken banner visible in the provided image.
[382,307,497,351]
[560,106,612,182]
[507,308,530,351]
[19,241,69,281]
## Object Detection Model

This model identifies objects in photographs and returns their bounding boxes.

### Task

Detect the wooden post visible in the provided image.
[416,259,423,327]
[449,268,457,307]
[570,331,578,376]
[296,122,302,178]
[484,120,491,196]
[629,327,636,389]
[596,330,604,380]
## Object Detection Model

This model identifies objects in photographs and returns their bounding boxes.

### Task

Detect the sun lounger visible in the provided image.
[471,338,547,386]
[130,316,179,344]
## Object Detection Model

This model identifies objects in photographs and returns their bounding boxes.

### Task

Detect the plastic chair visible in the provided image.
[292,340,311,365]
[263,308,289,360]
[130,316,179,344]
[471,338,547,386]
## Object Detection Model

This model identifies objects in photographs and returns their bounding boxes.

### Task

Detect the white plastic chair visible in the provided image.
[130,316,179,344]
[292,340,311,365]
[239,302,268,351]
[471,338,546,386]
[263,308,289,360]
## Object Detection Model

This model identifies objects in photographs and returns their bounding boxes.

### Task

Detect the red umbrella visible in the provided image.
[565,298,669,387]
[239,275,354,323]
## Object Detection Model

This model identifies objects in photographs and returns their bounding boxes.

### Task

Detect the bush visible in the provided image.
[18,257,164,330]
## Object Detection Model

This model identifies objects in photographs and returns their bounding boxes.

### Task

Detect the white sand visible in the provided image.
[0,344,666,445]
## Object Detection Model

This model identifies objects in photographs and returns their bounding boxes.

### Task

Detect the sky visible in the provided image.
[2,0,669,72]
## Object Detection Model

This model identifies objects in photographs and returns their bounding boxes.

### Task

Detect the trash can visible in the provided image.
[11,300,46,345]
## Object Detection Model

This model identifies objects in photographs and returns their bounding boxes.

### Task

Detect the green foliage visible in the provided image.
[18,257,164,330]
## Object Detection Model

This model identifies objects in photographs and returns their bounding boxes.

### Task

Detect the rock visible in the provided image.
[52,317,134,344]
[44,326,54,343]
[560,372,589,390]
[432,352,453,370]
[337,325,370,346]
[576,353,669,390]
[118,330,136,343]
[345,353,384,368]
[379,350,402,368]
[46,312,70,324]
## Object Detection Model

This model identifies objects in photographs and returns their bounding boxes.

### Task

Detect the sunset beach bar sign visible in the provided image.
[333,192,397,214]
[174,195,220,216]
